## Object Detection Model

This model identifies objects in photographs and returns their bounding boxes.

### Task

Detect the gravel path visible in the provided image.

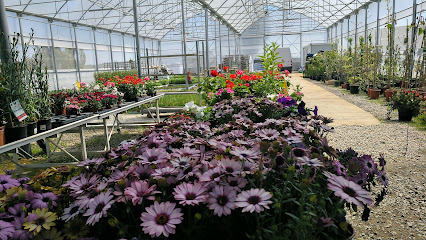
[305,78,426,240]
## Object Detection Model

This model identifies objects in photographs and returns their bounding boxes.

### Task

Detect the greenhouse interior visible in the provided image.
[0,0,425,239]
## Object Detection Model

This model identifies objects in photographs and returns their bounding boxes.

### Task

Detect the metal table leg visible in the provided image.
[79,126,87,160]
[156,99,160,122]
[103,118,110,151]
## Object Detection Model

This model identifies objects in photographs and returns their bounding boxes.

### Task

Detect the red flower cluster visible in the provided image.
[211,70,218,77]
[226,80,235,89]
[223,66,229,71]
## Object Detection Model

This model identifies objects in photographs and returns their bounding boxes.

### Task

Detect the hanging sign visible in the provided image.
[10,100,28,122]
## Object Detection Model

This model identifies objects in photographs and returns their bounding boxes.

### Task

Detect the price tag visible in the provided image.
[10,100,27,122]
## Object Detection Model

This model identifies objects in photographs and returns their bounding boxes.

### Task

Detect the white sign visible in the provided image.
[10,100,27,122]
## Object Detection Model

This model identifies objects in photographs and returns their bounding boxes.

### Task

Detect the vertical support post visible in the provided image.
[108,30,114,71]
[214,21,218,68]
[205,8,209,74]
[146,48,150,75]
[93,28,99,73]
[122,33,126,70]
[158,40,161,66]
[238,35,242,70]
[0,0,11,63]
[17,14,24,50]
[300,15,303,68]
[132,0,142,78]
[227,28,230,58]
[49,19,60,90]
[341,20,344,51]
[73,24,82,82]
[103,118,110,151]
[327,28,330,43]
[181,0,189,89]
[364,5,368,41]
[79,126,87,161]
[347,17,350,43]
[202,41,206,75]
[376,0,380,47]
[355,11,358,50]
[219,23,222,69]
[335,23,338,44]
[409,0,417,84]
[196,41,201,106]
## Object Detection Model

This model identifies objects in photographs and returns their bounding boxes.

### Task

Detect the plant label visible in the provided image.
[10,100,27,122]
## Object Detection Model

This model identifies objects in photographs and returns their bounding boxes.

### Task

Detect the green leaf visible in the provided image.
[285,213,300,221]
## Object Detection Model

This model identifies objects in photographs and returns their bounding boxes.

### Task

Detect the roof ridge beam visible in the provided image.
[194,0,239,34]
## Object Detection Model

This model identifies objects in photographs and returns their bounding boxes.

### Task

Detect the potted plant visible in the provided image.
[102,94,118,108]
[390,89,423,121]
[145,80,157,97]
[0,33,31,148]
[51,92,68,115]
[30,47,52,133]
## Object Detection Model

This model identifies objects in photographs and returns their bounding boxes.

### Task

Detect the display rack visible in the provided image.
[0,94,164,171]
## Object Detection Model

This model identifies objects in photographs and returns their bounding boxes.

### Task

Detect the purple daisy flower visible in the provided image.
[62,202,82,222]
[172,147,201,159]
[30,192,58,209]
[0,220,15,240]
[255,128,280,141]
[65,174,101,197]
[124,181,159,206]
[292,147,307,158]
[230,146,259,162]
[0,175,19,192]
[152,167,178,185]
[142,136,167,150]
[296,156,324,168]
[173,182,207,206]
[219,158,242,176]
[318,217,333,227]
[11,214,32,240]
[235,188,273,213]
[8,203,29,217]
[199,167,223,183]
[77,157,105,167]
[327,173,373,207]
[131,163,152,181]
[17,177,30,185]
[332,160,347,176]
[83,192,115,226]
[207,185,237,217]
[377,170,389,187]
[137,148,168,164]
[226,176,248,190]
[360,155,377,175]
[140,201,183,238]
[350,172,367,186]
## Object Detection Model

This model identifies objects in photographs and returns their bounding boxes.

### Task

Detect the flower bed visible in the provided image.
[0,93,387,239]
[1,45,388,239]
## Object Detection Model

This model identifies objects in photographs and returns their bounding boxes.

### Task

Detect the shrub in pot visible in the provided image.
[390,89,423,121]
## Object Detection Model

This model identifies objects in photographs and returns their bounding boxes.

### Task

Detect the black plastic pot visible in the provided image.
[27,122,36,136]
[37,118,52,133]
[398,109,413,121]
[350,85,360,94]
[346,83,351,90]
[5,125,30,154]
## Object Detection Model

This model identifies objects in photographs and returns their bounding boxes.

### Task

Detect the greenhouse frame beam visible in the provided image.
[205,8,209,73]
[48,19,60,90]
[132,0,142,78]
[195,0,238,34]
[0,0,11,63]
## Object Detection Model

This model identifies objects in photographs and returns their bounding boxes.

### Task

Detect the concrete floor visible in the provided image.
[290,73,380,126]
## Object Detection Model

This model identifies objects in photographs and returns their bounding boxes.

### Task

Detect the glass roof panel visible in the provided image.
[4,0,374,40]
